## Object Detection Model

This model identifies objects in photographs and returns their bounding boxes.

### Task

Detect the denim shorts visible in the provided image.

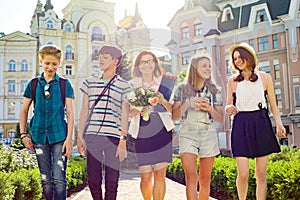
[179,109,220,157]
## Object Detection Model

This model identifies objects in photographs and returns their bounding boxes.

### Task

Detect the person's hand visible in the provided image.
[276,124,286,137]
[140,107,149,117]
[189,97,201,110]
[62,139,73,157]
[21,136,34,151]
[225,105,239,115]
[129,108,140,119]
[198,98,212,112]
[157,92,166,105]
[77,136,86,157]
[116,140,127,161]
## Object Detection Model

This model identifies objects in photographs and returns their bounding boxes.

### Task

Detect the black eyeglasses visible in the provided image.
[139,59,154,65]
[44,84,51,99]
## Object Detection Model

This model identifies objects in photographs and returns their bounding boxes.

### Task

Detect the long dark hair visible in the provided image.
[232,47,258,82]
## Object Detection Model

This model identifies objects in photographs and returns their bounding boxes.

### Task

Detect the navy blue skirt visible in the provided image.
[135,112,172,166]
[231,109,280,158]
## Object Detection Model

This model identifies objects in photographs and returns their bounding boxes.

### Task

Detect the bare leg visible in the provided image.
[153,163,167,200]
[255,156,268,200]
[181,153,198,200]
[198,157,215,200]
[235,157,249,200]
[139,165,153,200]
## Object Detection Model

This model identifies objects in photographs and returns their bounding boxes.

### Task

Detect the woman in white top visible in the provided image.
[225,43,286,200]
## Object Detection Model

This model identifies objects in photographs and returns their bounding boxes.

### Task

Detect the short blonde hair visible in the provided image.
[39,45,63,61]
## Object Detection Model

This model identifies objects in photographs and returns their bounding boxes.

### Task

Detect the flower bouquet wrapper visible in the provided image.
[133,106,149,121]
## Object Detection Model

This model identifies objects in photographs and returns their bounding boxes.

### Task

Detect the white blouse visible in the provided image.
[236,73,267,111]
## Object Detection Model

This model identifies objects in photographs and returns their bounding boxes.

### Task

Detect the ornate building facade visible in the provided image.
[0,0,150,138]
[167,0,300,150]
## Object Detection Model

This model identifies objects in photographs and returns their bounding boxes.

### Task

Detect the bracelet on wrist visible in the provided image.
[21,132,27,135]
[21,135,27,139]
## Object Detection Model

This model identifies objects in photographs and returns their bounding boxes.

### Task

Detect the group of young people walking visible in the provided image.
[19,42,285,200]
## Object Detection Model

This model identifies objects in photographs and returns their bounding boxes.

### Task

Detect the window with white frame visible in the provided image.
[92,27,104,41]
[249,39,255,50]
[274,59,280,80]
[92,46,99,61]
[182,52,190,65]
[64,23,71,32]
[293,76,299,83]
[258,36,269,52]
[21,60,28,71]
[21,80,27,92]
[272,34,278,49]
[275,88,282,109]
[65,65,73,75]
[9,60,16,71]
[182,27,189,39]
[47,20,54,29]
[194,24,202,37]
[8,80,15,92]
[259,61,270,74]
[222,7,234,22]
[256,9,268,23]
[294,85,300,107]
[65,45,74,60]
[226,56,232,74]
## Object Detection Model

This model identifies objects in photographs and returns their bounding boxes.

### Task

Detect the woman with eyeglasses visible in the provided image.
[128,50,176,200]
[19,45,75,200]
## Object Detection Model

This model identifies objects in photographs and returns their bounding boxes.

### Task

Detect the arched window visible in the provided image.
[92,27,104,41]
[65,45,74,60]
[47,20,54,29]
[21,60,28,71]
[64,23,72,32]
[9,60,16,71]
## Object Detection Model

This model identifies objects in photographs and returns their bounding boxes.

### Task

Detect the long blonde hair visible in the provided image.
[184,54,218,97]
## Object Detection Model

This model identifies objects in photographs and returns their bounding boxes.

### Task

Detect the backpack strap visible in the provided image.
[59,77,66,107]
[31,77,67,108]
[31,78,38,107]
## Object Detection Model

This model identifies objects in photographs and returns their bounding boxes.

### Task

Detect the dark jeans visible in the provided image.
[86,135,120,200]
[34,141,67,200]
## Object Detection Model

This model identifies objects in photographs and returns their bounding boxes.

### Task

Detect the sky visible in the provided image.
[0,0,184,34]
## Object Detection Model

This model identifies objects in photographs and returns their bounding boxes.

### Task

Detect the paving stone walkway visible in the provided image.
[67,169,217,200]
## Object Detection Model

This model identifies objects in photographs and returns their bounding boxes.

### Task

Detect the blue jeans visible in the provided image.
[86,135,120,200]
[34,141,67,200]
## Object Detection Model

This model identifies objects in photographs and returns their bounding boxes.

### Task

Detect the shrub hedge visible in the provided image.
[0,146,87,199]
[167,146,300,200]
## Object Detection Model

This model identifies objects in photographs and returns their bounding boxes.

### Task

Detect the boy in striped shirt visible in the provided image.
[77,45,130,200]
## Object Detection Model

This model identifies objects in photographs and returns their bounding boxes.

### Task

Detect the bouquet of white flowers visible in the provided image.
[126,87,159,121]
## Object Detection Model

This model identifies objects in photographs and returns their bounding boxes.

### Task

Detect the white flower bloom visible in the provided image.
[127,91,136,100]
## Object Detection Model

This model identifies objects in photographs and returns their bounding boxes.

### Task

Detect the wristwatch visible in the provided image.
[120,135,128,141]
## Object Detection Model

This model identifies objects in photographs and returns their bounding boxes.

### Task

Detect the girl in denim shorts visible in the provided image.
[172,53,224,200]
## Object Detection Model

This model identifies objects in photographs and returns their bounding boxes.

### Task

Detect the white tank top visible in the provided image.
[236,73,267,111]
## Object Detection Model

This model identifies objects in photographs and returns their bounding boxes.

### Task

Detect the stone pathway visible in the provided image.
[68,169,217,200]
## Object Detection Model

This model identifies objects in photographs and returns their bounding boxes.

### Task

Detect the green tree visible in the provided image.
[117,52,132,81]
[176,70,186,84]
